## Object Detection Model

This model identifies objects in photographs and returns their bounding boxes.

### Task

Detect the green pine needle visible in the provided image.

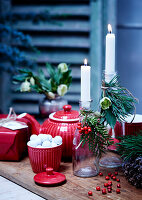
[116,133,142,160]
[101,75,138,128]
[80,110,113,157]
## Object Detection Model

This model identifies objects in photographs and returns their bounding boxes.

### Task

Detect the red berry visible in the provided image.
[116,189,120,194]
[88,191,93,196]
[88,128,91,132]
[113,176,116,180]
[102,188,107,194]
[108,181,112,186]
[108,189,111,193]
[115,171,118,175]
[111,174,114,178]
[104,183,108,187]
[84,126,88,131]
[99,172,103,176]
[79,130,82,134]
[85,130,88,134]
[105,176,110,180]
[96,186,100,191]
[108,172,111,176]
[117,184,121,188]
[77,122,81,126]
[77,126,81,130]
[81,128,84,132]
[117,179,120,182]
[107,186,112,190]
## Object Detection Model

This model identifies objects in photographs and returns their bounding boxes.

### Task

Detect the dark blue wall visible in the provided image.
[117,0,142,114]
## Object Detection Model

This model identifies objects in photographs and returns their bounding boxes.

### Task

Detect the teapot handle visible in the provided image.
[63,105,72,112]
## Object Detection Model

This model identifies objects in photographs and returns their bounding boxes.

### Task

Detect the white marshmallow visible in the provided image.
[36,145,43,148]
[27,140,38,147]
[35,137,42,145]
[54,136,62,145]
[38,134,49,142]
[30,134,38,141]
[42,140,52,148]
[46,134,52,142]
[51,142,57,147]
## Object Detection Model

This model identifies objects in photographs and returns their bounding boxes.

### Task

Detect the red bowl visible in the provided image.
[28,144,62,173]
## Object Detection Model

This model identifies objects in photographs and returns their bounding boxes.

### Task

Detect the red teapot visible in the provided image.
[21,105,79,159]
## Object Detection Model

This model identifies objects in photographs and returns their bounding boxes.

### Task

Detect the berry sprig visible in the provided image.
[77,110,112,156]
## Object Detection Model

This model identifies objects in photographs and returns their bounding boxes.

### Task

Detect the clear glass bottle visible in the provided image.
[99,71,122,168]
[72,100,99,177]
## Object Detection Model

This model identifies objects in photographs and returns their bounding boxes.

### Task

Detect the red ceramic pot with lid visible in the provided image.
[40,105,79,159]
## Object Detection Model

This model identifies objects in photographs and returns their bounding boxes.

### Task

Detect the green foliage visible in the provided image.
[80,110,113,157]
[116,133,142,161]
[101,75,137,128]
[13,63,72,98]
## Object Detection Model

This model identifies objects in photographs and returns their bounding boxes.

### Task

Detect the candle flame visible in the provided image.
[84,58,87,65]
[108,24,112,33]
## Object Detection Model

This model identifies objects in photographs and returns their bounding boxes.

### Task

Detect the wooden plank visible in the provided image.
[12,0,89,5]
[12,93,80,102]
[12,103,79,115]
[13,36,89,49]
[0,157,142,200]
[11,82,80,93]
[13,20,90,33]
[12,5,89,16]
[24,51,89,65]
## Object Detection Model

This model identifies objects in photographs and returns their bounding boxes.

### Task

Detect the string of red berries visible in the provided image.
[88,171,121,196]
[77,122,92,135]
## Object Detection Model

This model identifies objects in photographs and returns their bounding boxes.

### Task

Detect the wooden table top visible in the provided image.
[0,157,142,200]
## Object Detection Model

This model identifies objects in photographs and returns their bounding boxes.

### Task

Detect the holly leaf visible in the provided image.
[104,109,116,129]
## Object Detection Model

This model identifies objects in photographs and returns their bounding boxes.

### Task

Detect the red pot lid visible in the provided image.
[34,168,66,186]
[49,105,79,122]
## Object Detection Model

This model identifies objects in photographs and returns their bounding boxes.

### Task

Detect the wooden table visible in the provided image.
[0,157,141,200]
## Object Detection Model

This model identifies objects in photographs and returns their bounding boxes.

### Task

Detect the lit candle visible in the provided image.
[81,59,91,102]
[105,24,115,75]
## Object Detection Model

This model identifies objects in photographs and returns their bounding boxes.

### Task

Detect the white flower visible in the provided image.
[20,80,30,92]
[100,97,111,110]
[57,84,68,96]
[58,63,68,73]
[46,92,55,99]
[30,77,35,85]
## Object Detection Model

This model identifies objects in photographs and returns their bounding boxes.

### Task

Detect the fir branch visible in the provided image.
[101,75,138,128]
[116,133,142,160]
[79,110,112,157]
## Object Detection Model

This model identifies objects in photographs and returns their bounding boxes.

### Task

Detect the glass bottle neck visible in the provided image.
[79,100,92,112]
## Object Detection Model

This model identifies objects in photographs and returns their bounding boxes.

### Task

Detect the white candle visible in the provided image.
[81,59,91,102]
[105,24,115,75]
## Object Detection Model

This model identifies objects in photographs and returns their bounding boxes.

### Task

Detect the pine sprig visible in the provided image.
[101,75,137,128]
[116,134,142,161]
[80,110,112,157]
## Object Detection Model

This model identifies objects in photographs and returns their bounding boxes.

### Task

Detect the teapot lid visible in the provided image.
[49,105,79,122]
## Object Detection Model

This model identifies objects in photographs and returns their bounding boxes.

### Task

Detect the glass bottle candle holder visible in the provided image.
[72,100,99,177]
[99,71,122,168]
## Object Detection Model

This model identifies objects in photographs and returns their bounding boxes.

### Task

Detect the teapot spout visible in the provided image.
[17,113,41,135]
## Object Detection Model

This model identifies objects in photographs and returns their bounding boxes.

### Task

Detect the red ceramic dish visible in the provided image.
[28,144,62,173]
[40,105,79,159]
